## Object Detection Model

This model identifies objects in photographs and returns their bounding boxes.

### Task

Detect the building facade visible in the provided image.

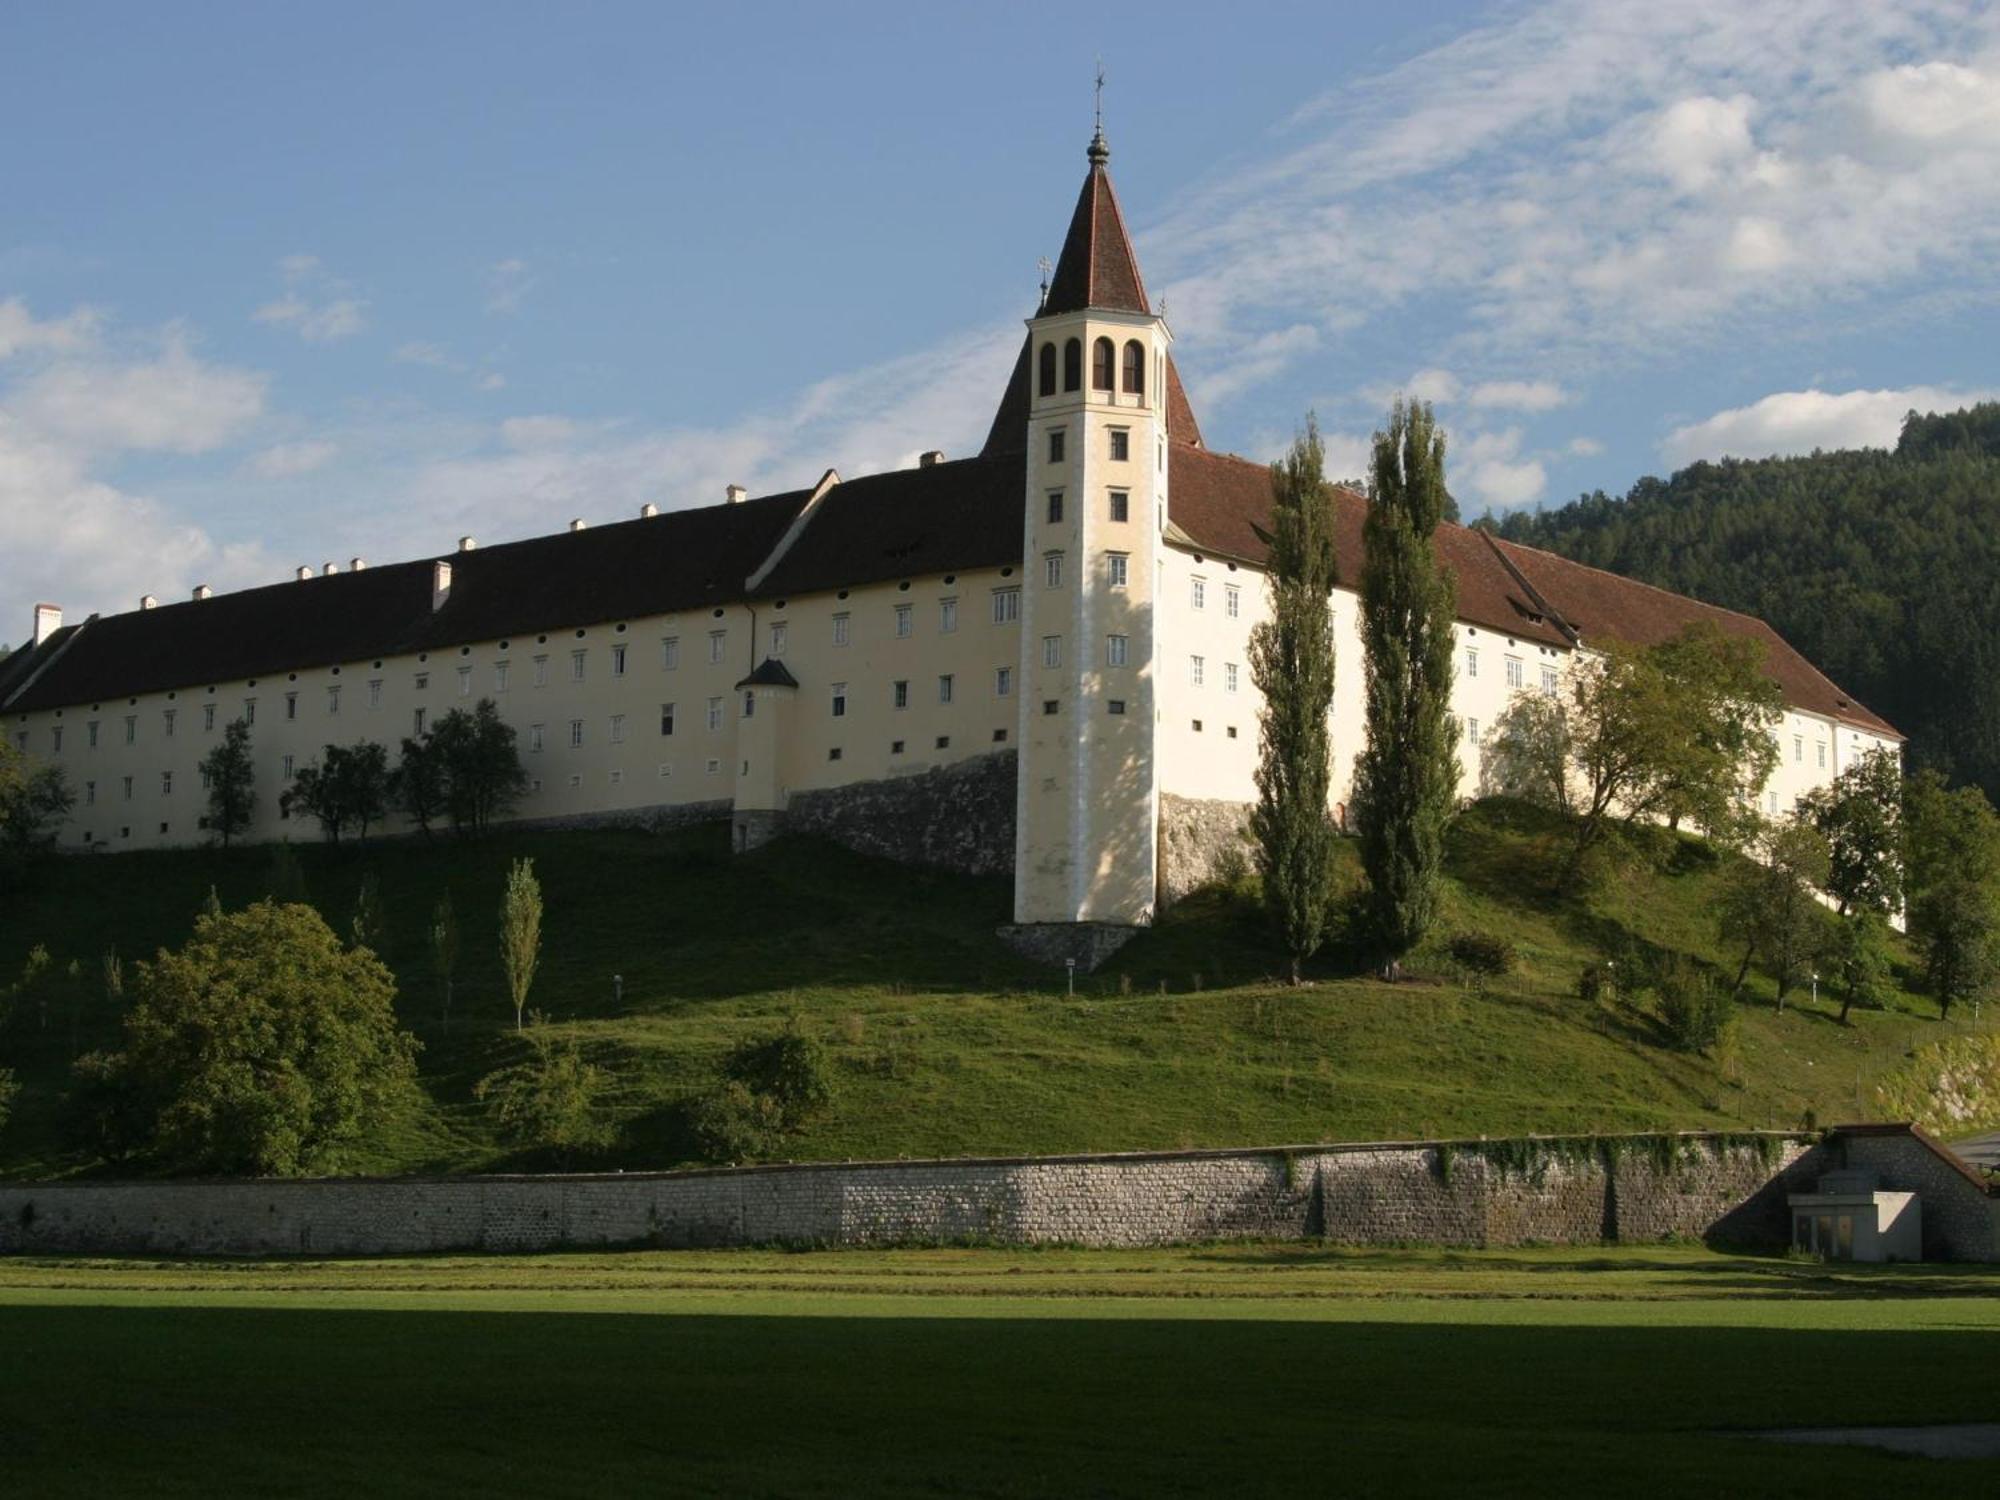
[0,132,1901,949]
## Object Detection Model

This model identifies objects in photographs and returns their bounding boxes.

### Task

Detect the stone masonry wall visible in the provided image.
[1156,793,1255,908]
[1835,1127,1999,1261]
[782,750,1016,877]
[0,1133,1819,1259]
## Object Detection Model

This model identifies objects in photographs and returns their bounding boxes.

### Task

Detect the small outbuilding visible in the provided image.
[1788,1168,1920,1262]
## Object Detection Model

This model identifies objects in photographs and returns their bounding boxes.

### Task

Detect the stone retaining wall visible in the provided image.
[0,1132,1820,1258]
[782,750,1016,877]
[1156,793,1254,908]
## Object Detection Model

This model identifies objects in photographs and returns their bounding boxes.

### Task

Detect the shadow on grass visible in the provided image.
[0,1303,1991,1497]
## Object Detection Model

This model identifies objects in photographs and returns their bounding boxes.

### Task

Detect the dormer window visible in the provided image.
[1122,340,1145,395]
[1091,337,1114,391]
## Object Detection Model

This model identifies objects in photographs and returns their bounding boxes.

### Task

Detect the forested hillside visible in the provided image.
[1492,404,2000,798]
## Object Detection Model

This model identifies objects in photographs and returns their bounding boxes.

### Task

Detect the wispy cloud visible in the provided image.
[253,254,366,342]
[245,438,338,480]
[484,258,535,315]
[0,298,101,360]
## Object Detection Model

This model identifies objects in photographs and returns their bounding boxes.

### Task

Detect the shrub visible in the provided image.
[474,1018,615,1157]
[725,1023,834,1129]
[1655,956,1734,1054]
[0,1065,16,1132]
[1577,963,1606,1005]
[1447,933,1517,982]
[688,1081,783,1163]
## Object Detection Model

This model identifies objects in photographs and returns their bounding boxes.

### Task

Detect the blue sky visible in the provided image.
[4,0,1998,629]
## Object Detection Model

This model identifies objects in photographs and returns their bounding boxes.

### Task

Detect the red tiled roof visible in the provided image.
[1042,159,1150,316]
[1166,445,1900,737]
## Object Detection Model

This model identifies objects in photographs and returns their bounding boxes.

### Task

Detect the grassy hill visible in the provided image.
[0,802,1986,1179]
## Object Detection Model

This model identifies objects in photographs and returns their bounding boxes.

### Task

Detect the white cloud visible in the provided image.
[1640,94,1757,194]
[1660,384,2000,466]
[485,258,535,315]
[1467,379,1569,411]
[253,256,366,342]
[0,298,101,361]
[1456,427,1548,508]
[394,341,456,369]
[8,333,265,455]
[1565,435,1604,457]
[246,439,338,480]
[1859,59,2000,144]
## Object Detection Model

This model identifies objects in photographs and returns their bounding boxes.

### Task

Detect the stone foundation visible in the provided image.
[1157,793,1255,907]
[780,750,1016,876]
[996,921,1139,972]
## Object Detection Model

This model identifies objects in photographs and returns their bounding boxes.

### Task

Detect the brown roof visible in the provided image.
[978,336,1204,457]
[1042,151,1150,316]
[1165,445,1900,737]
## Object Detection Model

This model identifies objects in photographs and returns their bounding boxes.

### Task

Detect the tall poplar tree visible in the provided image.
[1248,417,1339,985]
[1354,398,1460,979]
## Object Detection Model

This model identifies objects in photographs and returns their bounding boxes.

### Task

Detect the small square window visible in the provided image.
[1226,725,1238,739]
[892,740,906,755]
[1108,699,1126,716]
[828,747,843,762]
[992,728,1008,743]
[1192,719,1203,732]
[935,736,950,750]
[1042,699,1059,715]
[1109,428,1129,462]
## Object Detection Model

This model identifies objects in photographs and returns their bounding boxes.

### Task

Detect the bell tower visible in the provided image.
[1009,123,1174,937]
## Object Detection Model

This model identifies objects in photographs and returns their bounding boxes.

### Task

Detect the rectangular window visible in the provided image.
[85,781,95,806]
[1191,577,1206,611]
[1541,664,1557,695]
[412,706,425,735]
[938,598,957,634]
[282,754,294,780]
[1047,491,1064,525]
[325,687,340,716]
[534,656,549,687]
[1469,718,1482,745]
[1794,736,1804,763]
[1106,634,1128,667]
[1192,720,1203,733]
[1466,649,1479,679]
[1226,584,1241,619]
[571,650,587,681]
[1106,553,1129,588]
[707,631,726,664]
[938,674,954,705]
[413,673,428,692]
[1505,656,1523,689]
[122,775,133,801]
[706,697,723,732]
[1225,662,1239,693]
[244,699,256,724]
[50,726,62,754]
[88,720,100,747]
[1109,428,1129,462]
[1109,490,1129,523]
[1044,553,1063,589]
[367,680,382,709]
[569,719,585,748]
[995,666,1012,697]
[894,604,913,638]
[1190,655,1205,687]
[163,709,176,736]
[833,613,850,646]
[124,715,137,743]
[1817,741,1827,768]
[1048,428,1065,464]
[831,683,847,718]
[610,713,627,744]
[893,680,909,710]
[161,770,172,796]
[456,667,471,698]
[529,724,545,753]
[662,636,680,670]
[202,704,216,731]
[770,622,789,656]
[1042,635,1062,669]
[742,691,754,719]
[611,643,627,677]
[493,663,508,695]
[660,703,676,736]
[992,588,1020,624]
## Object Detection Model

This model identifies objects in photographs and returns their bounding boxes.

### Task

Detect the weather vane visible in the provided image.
[1037,256,1053,307]
[1094,58,1106,135]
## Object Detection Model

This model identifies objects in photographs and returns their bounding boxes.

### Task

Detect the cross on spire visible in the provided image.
[1089,59,1109,165]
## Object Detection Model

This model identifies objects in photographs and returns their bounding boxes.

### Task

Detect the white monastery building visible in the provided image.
[1,129,1900,954]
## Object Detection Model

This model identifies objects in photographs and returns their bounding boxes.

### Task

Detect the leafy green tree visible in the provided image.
[431,700,530,835]
[1354,397,1459,978]
[500,857,542,1033]
[280,743,391,845]
[430,889,460,1029]
[73,901,420,1174]
[0,738,74,861]
[1717,818,1833,1009]
[1829,911,1894,1025]
[1798,749,1904,917]
[1247,417,1340,985]
[1904,771,2000,1019]
[391,733,446,836]
[474,1016,613,1157]
[350,872,386,952]
[200,718,256,848]
[1486,625,1781,881]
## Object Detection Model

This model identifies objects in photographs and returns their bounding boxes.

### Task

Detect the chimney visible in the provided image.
[458,536,477,552]
[193,584,212,601]
[350,557,367,572]
[32,603,61,646]
[639,502,658,518]
[919,449,944,468]
[568,517,587,532]
[322,562,338,576]
[725,484,748,505]
[294,566,313,582]
[140,595,158,611]
[432,560,453,613]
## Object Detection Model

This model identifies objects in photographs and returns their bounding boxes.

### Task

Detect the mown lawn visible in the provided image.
[0,801,1986,1178]
[1,1244,1994,1496]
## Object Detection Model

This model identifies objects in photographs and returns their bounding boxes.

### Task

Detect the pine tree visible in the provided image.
[1247,417,1340,985]
[1354,398,1460,979]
